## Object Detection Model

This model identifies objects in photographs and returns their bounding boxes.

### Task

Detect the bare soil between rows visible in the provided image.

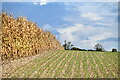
[2,50,54,78]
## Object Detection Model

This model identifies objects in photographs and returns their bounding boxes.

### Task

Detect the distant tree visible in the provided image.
[81,49,87,51]
[71,47,81,50]
[67,41,74,50]
[63,40,74,50]
[71,47,88,51]
[112,48,117,52]
[94,43,104,51]
[63,40,67,50]
[88,49,95,51]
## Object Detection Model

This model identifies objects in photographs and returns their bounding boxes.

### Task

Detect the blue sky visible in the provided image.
[2,2,118,51]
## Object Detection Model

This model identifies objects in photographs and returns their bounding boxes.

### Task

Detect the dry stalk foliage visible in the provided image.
[1,13,64,61]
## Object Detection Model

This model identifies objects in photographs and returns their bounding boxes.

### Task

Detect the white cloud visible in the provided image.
[80,32,116,49]
[57,24,118,50]
[95,23,112,26]
[33,0,47,6]
[57,25,80,42]
[33,2,47,6]
[58,24,83,33]
[59,2,118,51]
[81,12,103,21]
[39,2,47,6]
[64,3,118,22]
[32,2,118,51]
[33,2,38,5]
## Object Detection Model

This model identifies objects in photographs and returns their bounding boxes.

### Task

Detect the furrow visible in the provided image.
[29,50,65,78]
[77,51,82,77]
[97,52,118,78]
[33,50,65,78]
[56,51,71,78]
[7,50,57,78]
[70,51,77,78]
[102,52,118,77]
[80,52,84,78]
[65,51,75,78]
[20,51,62,78]
[50,51,70,78]
[92,52,107,78]
[45,53,68,78]
[39,50,67,78]
[82,52,89,78]
[12,50,62,78]
[86,52,94,78]
[73,51,79,78]
[90,52,102,78]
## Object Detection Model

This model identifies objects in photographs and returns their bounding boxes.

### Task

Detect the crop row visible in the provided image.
[6,50,118,78]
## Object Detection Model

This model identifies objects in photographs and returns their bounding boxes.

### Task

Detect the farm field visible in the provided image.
[5,50,118,78]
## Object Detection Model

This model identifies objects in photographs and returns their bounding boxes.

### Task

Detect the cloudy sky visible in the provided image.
[2,2,119,51]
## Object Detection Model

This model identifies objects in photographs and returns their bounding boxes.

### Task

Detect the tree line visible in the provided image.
[63,40,117,52]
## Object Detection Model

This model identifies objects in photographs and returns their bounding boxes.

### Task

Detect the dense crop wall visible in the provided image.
[1,13,64,61]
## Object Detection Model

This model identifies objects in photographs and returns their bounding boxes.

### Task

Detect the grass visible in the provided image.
[6,50,118,78]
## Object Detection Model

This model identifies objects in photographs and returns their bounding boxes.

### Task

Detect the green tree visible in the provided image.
[63,40,74,50]
[112,48,117,52]
[63,40,67,50]
[94,43,104,51]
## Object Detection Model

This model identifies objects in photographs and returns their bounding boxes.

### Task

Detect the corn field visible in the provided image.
[1,13,119,78]
[3,50,118,78]
[1,13,64,61]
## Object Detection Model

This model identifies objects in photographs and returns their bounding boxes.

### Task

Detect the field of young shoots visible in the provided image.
[6,50,118,78]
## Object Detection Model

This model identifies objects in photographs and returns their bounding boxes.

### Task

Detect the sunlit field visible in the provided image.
[6,50,118,78]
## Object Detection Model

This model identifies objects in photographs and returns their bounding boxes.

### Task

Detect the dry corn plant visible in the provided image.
[0,13,2,78]
[1,13,64,61]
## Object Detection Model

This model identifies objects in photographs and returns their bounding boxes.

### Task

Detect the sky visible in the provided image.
[2,2,119,51]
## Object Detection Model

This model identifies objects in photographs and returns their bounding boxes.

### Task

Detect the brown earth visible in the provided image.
[2,50,55,78]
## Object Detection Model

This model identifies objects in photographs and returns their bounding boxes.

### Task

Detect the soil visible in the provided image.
[2,50,54,78]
